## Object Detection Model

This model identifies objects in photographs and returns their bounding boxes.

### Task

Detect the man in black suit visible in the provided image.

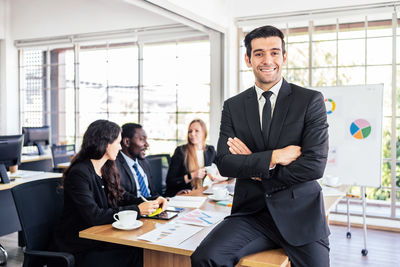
[116,123,161,201]
[191,26,330,267]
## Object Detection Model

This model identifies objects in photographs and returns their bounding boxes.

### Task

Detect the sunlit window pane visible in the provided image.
[367,37,392,65]
[337,67,365,85]
[312,68,337,87]
[313,40,337,67]
[143,85,176,113]
[286,68,308,87]
[108,46,138,86]
[366,66,392,116]
[142,112,176,140]
[147,139,177,155]
[287,42,309,68]
[177,85,209,112]
[338,39,365,66]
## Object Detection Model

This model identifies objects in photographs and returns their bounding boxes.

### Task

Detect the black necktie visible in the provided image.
[262,91,273,146]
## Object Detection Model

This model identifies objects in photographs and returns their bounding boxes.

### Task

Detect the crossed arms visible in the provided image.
[216,91,329,188]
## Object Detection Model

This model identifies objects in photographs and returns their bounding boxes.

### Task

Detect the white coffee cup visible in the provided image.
[213,187,229,200]
[325,175,339,186]
[205,164,218,176]
[113,210,137,226]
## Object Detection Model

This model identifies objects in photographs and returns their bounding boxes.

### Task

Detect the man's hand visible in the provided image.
[271,145,301,166]
[227,137,252,155]
[138,200,159,215]
[156,196,168,211]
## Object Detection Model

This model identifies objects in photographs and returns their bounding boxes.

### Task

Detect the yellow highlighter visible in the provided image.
[148,208,163,217]
[140,195,163,217]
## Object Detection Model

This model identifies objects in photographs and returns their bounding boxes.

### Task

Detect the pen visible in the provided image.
[141,195,163,217]
[140,195,148,202]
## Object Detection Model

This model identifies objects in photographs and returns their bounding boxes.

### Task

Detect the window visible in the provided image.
[19,39,210,156]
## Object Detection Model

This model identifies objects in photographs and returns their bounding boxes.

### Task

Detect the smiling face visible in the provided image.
[122,128,148,160]
[105,133,122,161]
[188,122,205,148]
[245,36,287,91]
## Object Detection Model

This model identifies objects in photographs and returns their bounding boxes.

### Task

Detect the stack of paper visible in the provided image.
[138,223,203,246]
[174,209,226,227]
[168,196,207,208]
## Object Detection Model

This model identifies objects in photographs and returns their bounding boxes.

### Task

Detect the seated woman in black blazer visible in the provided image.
[51,120,167,267]
[165,119,225,197]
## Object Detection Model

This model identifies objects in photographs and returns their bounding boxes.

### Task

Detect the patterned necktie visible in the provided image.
[133,162,150,197]
[262,91,273,146]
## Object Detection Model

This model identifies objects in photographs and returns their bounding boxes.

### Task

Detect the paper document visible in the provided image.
[321,185,346,197]
[138,223,202,246]
[175,209,226,227]
[168,196,207,208]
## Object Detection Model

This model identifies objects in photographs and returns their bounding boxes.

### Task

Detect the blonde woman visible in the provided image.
[165,119,219,196]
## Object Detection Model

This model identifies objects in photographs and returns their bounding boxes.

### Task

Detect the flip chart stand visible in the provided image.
[345,186,368,256]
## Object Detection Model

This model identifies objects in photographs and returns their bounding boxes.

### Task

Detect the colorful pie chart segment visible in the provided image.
[324,98,336,115]
[350,119,371,139]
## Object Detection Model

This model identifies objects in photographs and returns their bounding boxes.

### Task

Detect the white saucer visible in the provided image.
[208,195,230,201]
[323,181,342,188]
[112,220,143,230]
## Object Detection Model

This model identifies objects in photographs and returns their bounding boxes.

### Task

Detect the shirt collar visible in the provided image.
[255,77,283,101]
[120,151,138,167]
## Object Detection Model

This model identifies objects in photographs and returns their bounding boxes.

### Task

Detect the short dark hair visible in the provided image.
[121,123,142,140]
[244,25,286,60]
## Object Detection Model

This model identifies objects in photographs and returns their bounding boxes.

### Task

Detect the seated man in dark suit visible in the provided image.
[116,123,164,202]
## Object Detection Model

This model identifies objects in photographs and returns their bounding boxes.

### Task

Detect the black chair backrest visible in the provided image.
[11,178,64,250]
[146,154,171,196]
[51,144,75,168]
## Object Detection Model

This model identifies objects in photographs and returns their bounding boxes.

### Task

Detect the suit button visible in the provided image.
[265,194,272,198]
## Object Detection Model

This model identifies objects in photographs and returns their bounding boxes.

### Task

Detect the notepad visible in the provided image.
[168,196,207,208]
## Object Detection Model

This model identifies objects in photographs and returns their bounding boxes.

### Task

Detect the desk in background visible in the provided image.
[80,183,343,267]
[57,162,70,170]
[20,154,53,172]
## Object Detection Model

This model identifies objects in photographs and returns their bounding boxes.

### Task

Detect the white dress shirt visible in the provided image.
[120,151,150,198]
[254,78,283,128]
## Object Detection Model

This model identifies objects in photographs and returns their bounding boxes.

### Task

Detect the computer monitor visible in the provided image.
[22,126,50,155]
[0,135,23,184]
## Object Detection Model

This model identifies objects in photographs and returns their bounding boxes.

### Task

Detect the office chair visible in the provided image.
[146,154,171,196]
[11,178,74,267]
[51,144,75,172]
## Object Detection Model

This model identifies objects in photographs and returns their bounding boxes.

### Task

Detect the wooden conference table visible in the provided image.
[80,182,344,267]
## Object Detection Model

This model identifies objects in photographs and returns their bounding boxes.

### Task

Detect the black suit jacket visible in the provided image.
[115,152,159,200]
[52,159,141,254]
[216,79,330,246]
[165,145,216,197]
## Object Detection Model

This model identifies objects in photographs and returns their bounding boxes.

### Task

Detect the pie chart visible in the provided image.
[324,98,336,115]
[350,119,371,139]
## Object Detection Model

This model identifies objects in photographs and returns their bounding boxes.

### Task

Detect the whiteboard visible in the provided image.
[313,84,383,188]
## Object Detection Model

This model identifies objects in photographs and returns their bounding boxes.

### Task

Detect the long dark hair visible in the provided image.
[63,119,124,208]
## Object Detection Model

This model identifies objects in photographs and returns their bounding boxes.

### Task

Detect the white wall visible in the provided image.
[0,0,5,39]
[10,0,177,40]
[233,0,393,17]
[0,0,19,135]
[155,0,231,30]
